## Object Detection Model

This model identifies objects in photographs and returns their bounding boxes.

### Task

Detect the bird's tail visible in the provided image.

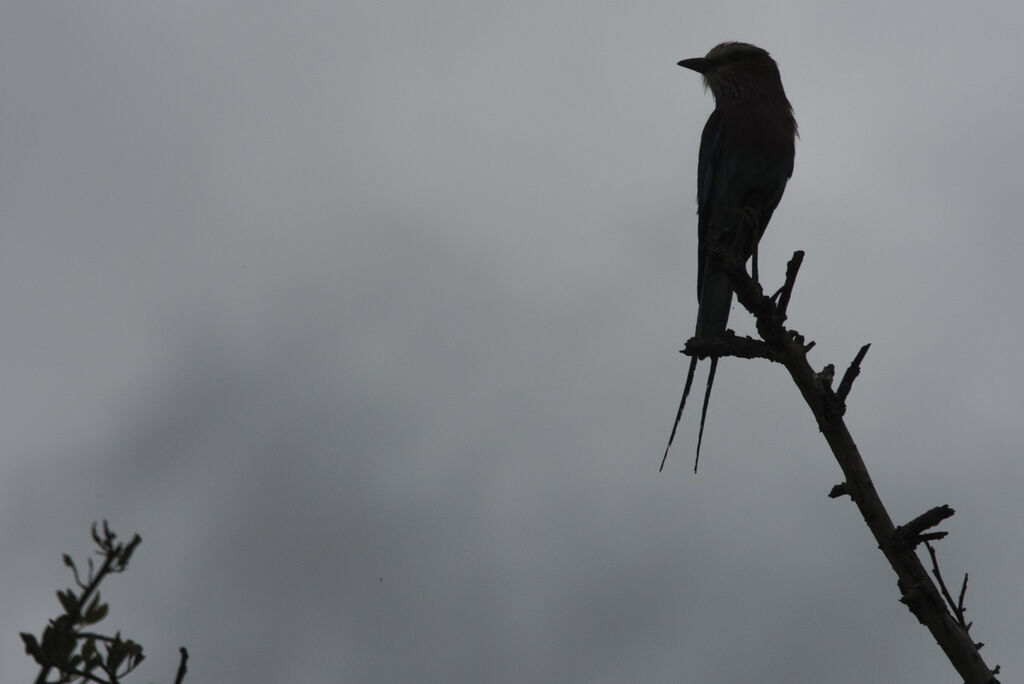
[660,355,699,472]
[661,268,732,472]
[691,267,731,470]
[660,353,719,473]
[694,357,717,472]
[696,268,732,339]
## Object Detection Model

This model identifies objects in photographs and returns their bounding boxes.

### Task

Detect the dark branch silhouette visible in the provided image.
[674,241,1001,683]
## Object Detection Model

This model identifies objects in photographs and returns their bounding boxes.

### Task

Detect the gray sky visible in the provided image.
[3,2,1022,682]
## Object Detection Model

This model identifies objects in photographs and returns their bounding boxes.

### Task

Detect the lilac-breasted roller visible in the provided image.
[663,42,797,471]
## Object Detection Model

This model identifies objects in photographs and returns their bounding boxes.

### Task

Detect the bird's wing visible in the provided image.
[695,109,724,300]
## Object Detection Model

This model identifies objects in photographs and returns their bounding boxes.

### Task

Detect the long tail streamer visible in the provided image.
[660,355,718,473]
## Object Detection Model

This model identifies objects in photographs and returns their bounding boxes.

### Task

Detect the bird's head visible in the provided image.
[678,42,783,101]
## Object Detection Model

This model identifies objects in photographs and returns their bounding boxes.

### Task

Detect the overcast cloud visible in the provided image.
[3,2,1022,682]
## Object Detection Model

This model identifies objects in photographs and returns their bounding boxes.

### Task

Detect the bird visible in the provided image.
[661,42,797,472]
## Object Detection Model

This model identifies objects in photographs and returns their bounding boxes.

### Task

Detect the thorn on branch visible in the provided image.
[836,343,871,402]
[786,330,813,353]
[174,646,190,684]
[828,482,850,499]
[776,250,804,317]
[958,573,969,618]
[817,364,835,388]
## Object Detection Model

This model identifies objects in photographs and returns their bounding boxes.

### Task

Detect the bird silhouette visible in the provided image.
[662,42,797,472]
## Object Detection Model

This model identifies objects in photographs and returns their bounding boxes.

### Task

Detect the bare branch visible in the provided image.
[836,343,871,402]
[174,647,190,684]
[895,505,956,549]
[775,250,804,316]
[924,540,972,633]
[696,243,1002,684]
[683,334,785,363]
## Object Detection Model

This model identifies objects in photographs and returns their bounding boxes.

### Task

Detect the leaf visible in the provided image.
[106,641,126,672]
[41,622,75,664]
[56,589,78,615]
[85,592,100,615]
[84,601,109,625]
[20,633,42,662]
[62,553,75,569]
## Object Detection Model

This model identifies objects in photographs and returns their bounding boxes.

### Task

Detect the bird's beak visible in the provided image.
[677,57,710,74]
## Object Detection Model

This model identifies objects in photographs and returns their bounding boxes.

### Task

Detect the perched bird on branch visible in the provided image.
[662,42,797,472]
